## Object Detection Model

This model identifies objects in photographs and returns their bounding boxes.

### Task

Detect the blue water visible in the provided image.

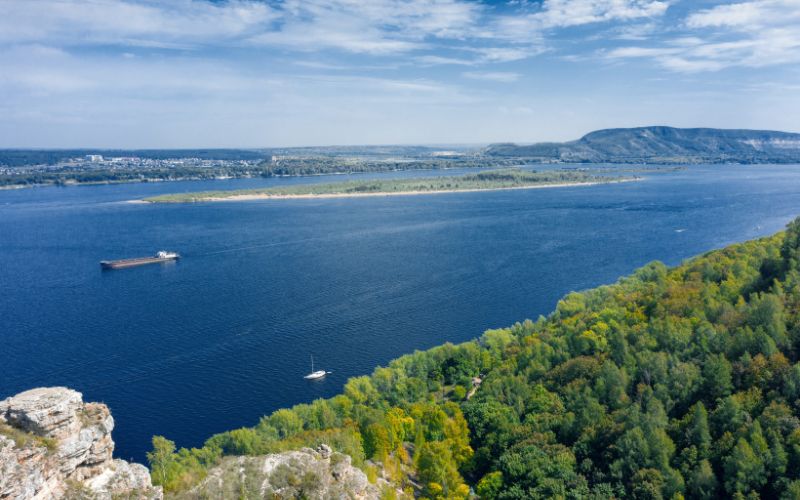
[2,165,800,464]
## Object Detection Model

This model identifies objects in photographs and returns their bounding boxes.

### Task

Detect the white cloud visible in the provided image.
[416,55,476,66]
[686,0,800,29]
[0,0,488,55]
[534,0,670,28]
[0,42,475,111]
[0,37,496,147]
[416,46,543,67]
[607,22,660,40]
[249,28,421,55]
[4,0,799,148]
[0,0,276,48]
[245,0,486,54]
[0,46,277,97]
[471,47,542,62]
[498,105,535,115]
[605,46,681,58]
[0,0,673,62]
[463,71,521,82]
[657,56,726,73]
[490,0,670,44]
[606,0,800,72]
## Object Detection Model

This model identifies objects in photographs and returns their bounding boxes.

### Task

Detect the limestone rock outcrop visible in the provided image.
[176,444,381,499]
[0,387,161,499]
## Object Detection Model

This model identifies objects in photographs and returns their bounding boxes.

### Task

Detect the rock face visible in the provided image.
[177,444,380,499]
[0,387,161,500]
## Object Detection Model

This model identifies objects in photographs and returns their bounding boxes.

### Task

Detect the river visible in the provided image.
[1,164,799,463]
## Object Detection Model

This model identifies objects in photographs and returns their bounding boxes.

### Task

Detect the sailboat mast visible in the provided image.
[311,354,314,372]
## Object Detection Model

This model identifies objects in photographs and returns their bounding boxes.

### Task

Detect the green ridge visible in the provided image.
[485,126,800,164]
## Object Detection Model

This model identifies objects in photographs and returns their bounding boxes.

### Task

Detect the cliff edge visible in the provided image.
[0,387,161,499]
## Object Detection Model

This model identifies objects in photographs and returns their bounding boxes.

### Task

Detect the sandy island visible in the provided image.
[142,178,639,203]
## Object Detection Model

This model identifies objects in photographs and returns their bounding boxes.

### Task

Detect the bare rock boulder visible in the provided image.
[0,387,161,500]
[177,444,382,499]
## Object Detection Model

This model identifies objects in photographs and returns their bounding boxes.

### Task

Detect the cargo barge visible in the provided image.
[100,251,180,270]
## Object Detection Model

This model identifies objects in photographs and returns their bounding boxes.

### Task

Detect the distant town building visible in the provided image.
[85,155,103,162]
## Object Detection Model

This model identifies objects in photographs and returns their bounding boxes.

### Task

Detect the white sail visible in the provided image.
[304,354,327,379]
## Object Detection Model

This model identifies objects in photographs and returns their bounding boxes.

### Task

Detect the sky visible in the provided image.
[1,0,799,148]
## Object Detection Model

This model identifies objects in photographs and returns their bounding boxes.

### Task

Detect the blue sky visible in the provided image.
[1,0,799,148]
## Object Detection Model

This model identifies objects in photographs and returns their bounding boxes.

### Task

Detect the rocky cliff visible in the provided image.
[174,444,381,499]
[0,387,161,500]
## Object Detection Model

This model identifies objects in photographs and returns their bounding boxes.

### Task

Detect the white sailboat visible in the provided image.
[304,355,329,380]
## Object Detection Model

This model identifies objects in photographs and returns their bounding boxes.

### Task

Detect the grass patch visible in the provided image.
[79,405,107,427]
[0,422,58,452]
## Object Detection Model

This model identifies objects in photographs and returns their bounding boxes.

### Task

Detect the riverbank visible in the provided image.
[143,169,636,203]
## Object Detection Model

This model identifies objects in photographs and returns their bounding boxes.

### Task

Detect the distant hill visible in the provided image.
[485,126,800,163]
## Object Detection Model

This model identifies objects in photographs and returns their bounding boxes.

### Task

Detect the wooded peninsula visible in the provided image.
[145,217,800,499]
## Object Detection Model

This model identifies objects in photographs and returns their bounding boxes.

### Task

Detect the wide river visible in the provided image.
[2,164,800,463]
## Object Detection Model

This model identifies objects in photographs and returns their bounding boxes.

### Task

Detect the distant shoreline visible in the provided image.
[142,178,639,203]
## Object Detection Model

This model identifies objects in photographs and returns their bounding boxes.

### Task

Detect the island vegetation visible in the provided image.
[147,216,800,499]
[258,157,520,177]
[143,169,626,203]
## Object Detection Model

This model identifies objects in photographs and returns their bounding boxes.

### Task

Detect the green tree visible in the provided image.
[630,468,664,500]
[780,217,800,270]
[724,438,766,495]
[344,376,380,405]
[475,471,503,500]
[781,480,800,500]
[498,443,585,499]
[611,427,649,480]
[147,436,177,488]
[363,422,391,461]
[416,441,467,498]
[687,459,718,499]
[768,429,789,478]
[268,409,303,439]
[703,354,733,402]
[688,403,712,459]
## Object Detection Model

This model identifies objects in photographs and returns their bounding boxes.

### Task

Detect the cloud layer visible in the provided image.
[0,0,797,147]
[0,0,675,56]
[608,0,800,72]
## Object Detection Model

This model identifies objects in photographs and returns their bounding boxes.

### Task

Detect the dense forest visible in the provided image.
[149,218,800,499]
